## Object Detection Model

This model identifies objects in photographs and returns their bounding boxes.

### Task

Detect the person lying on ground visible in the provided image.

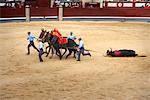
[106,48,138,57]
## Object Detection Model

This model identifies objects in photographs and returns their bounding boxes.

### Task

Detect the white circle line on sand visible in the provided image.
[0,16,150,21]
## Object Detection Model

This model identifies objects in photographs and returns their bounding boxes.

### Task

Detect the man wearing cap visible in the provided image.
[76,38,91,61]
[27,32,39,55]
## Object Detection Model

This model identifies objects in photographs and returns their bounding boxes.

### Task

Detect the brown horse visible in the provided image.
[50,35,78,59]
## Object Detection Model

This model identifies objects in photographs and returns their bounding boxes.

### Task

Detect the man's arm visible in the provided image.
[31,34,38,40]
[27,36,29,40]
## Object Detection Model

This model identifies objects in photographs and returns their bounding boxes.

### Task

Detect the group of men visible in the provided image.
[26,29,91,62]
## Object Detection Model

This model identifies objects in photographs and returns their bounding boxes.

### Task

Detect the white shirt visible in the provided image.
[27,33,35,42]
[68,35,76,40]
[78,40,84,49]
[39,42,44,49]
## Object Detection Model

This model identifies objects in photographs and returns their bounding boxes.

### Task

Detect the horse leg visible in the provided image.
[66,49,72,59]
[55,50,60,56]
[54,47,62,60]
[73,50,77,58]
[61,48,67,58]
[57,49,62,60]
[45,46,51,57]
[49,47,54,59]
[52,45,60,57]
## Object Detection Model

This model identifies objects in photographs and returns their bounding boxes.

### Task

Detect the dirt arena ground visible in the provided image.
[0,21,150,100]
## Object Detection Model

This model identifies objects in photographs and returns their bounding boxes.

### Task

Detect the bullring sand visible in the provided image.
[0,21,150,100]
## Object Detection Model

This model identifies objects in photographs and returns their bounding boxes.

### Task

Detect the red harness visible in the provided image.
[58,38,68,44]
[52,31,68,45]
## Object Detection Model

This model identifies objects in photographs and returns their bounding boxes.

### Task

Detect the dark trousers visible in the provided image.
[39,48,44,62]
[27,41,39,54]
[77,48,91,61]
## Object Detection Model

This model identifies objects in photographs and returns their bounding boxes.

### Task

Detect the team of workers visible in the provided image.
[27,29,91,62]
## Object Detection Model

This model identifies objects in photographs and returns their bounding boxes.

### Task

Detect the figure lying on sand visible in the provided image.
[106,48,146,57]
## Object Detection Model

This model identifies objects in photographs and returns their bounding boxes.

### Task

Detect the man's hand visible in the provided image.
[76,47,79,51]
[36,38,39,41]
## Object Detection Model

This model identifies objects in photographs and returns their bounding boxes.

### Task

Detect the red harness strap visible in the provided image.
[52,31,68,45]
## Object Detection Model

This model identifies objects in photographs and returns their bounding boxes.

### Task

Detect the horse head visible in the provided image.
[41,31,53,43]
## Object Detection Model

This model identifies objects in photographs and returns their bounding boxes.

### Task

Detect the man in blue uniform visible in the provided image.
[68,32,76,40]
[27,32,39,55]
[76,38,91,61]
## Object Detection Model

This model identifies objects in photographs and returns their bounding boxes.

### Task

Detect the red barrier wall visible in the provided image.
[0,7,150,18]
[63,8,150,17]
[0,7,58,18]
[0,8,25,18]
[31,7,57,16]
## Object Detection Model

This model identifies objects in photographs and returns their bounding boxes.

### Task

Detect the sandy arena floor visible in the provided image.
[0,21,150,100]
